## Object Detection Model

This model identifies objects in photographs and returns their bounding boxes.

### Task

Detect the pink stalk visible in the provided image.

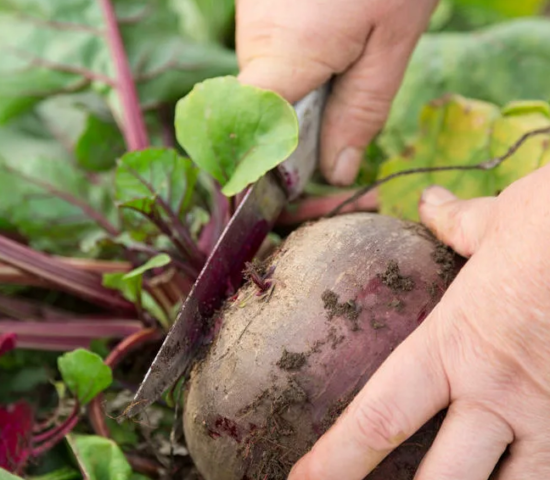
[98,0,149,150]
[88,328,163,438]
[0,319,142,351]
[31,404,80,457]
[0,236,134,312]
[277,188,379,225]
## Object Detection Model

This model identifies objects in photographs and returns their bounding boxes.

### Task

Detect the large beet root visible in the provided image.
[183,213,463,480]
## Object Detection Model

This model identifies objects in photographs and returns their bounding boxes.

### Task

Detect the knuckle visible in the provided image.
[351,399,409,452]
[326,90,391,137]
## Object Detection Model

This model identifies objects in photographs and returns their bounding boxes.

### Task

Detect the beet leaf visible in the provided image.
[174,76,300,196]
[0,0,237,124]
[57,349,112,406]
[66,434,135,480]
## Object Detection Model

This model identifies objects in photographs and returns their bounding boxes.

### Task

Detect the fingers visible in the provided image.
[288,321,449,480]
[419,186,497,258]
[320,4,437,185]
[235,0,366,104]
[414,402,512,480]
[237,55,333,105]
[492,438,550,480]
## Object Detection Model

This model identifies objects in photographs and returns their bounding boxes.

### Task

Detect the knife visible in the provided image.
[123,83,330,419]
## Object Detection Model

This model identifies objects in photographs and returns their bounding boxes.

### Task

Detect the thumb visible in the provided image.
[419,186,496,258]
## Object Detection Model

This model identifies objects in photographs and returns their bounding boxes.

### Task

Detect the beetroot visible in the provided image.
[182,212,463,480]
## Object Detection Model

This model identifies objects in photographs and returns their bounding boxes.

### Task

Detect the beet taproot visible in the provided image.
[182,212,464,480]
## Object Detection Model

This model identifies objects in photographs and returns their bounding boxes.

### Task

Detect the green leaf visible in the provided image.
[378,95,550,221]
[175,76,299,196]
[114,148,198,239]
[123,253,171,279]
[57,348,113,405]
[66,434,132,480]
[28,467,81,480]
[453,0,546,20]
[115,148,197,214]
[0,468,24,480]
[0,0,237,123]
[170,0,235,45]
[75,115,126,172]
[103,257,171,329]
[0,101,117,255]
[381,19,550,156]
[429,0,547,32]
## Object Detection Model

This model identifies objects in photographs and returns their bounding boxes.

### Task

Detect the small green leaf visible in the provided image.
[175,76,299,196]
[0,468,24,480]
[123,254,171,280]
[75,115,126,172]
[66,434,132,480]
[378,95,550,221]
[57,349,112,405]
[115,148,198,239]
[115,253,171,328]
[103,263,170,330]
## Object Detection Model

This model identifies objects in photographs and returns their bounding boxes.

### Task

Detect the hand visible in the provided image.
[235,0,438,186]
[288,164,550,479]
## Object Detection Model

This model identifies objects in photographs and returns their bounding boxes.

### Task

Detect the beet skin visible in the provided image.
[183,213,463,480]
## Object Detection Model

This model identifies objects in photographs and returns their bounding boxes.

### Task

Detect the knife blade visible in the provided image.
[123,83,329,419]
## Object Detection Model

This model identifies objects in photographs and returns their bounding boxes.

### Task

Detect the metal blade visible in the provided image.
[123,84,329,419]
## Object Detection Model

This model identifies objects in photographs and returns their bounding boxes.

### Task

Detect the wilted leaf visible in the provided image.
[381,19,550,156]
[175,76,299,196]
[378,95,550,221]
[0,0,237,123]
[58,349,112,405]
[66,435,132,480]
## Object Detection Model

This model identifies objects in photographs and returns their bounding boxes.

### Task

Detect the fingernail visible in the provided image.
[420,185,456,207]
[331,147,363,186]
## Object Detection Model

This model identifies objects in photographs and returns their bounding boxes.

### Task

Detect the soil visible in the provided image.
[378,260,415,292]
[277,349,307,371]
[431,243,458,285]
[237,379,311,480]
[321,289,361,330]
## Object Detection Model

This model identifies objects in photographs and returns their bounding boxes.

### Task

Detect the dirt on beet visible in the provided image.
[431,243,459,285]
[237,379,311,480]
[321,289,361,330]
[277,349,307,371]
[378,260,415,292]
